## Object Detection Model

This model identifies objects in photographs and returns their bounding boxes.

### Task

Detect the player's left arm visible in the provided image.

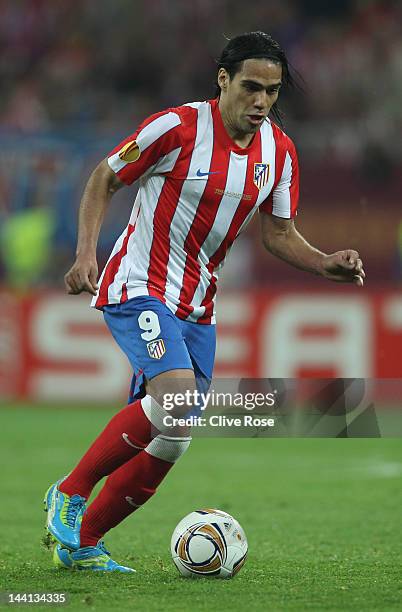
[260,213,365,286]
[259,134,365,286]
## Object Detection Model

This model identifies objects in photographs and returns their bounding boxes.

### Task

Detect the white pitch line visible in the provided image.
[355,461,402,478]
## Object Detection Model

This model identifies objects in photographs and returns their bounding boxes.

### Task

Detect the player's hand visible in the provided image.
[64,255,99,296]
[321,250,365,287]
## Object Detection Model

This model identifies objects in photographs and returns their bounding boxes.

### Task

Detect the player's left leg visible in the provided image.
[43,398,154,551]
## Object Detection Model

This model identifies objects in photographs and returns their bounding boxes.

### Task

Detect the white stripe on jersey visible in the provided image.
[136,112,181,150]
[128,190,141,225]
[106,211,140,302]
[140,146,182,180]
[272,150,292,218]
[93,228,127,307]
[236,120,276,237]
[164,103,214,309]
[107,112,181,174]
[187,150,248,322]
[256,121,276,206]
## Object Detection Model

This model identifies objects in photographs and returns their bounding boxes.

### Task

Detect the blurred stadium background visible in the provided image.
[1,0,402,404]
[1,7,400,608]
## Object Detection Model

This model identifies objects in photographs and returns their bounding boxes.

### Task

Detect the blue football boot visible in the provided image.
[53,540,135,573]
[43,481,86,551]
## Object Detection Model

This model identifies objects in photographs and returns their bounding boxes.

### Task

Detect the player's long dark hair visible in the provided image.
[214,31,301,127]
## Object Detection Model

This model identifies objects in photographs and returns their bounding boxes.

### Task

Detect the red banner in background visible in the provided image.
[1,289,402,402]
[215,291,402,379]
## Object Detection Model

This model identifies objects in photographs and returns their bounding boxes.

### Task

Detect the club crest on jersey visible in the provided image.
[147,339,166,359]
[253,163,270,190]
[118,140,141,163]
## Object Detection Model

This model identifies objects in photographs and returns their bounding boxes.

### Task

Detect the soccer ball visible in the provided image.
[170,508,248,578]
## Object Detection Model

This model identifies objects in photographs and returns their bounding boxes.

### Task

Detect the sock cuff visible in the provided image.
[141,394,171,434]
[145,434,191,463]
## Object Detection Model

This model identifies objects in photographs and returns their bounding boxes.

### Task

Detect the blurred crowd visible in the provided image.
[1,0,402,289]
[2,0,401,159]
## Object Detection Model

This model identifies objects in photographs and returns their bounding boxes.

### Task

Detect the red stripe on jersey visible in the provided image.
[96,223,136,307]
[146,107,198,301]
[259,122,289,214]
[121,283,128,303]
[109,111,182,186]
[198,269,217,324]
[174,125,230,319]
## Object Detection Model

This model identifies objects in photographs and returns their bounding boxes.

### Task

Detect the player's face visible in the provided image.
[218,59,282,138]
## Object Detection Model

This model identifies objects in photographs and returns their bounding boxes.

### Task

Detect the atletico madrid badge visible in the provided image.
[147,339,166,359]
[253,163,270,190]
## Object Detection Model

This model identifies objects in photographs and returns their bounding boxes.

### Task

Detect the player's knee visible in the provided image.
[146,370,197,419]
[145,434,191,463]
[141,394,191,436]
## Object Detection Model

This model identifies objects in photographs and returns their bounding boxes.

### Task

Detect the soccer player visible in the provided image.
[44,31,365,572]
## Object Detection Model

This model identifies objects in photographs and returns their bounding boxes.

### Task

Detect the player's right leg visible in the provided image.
[43,297,196,551]
[42,396,153,550]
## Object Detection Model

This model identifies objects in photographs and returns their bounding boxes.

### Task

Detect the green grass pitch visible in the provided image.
[0,406,401,611]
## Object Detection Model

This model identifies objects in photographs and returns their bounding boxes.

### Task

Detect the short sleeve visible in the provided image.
[107,110,182,185]
[259,136,299,218]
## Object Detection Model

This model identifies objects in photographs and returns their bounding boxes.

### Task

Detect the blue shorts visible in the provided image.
[103,296,216,403]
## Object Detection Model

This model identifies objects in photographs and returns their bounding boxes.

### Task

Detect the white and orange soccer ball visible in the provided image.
[170,508,248,579]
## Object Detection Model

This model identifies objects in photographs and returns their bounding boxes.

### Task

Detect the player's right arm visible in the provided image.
[64,160,124,295]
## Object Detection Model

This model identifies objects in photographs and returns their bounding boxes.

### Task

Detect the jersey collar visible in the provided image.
[209,98,261,155]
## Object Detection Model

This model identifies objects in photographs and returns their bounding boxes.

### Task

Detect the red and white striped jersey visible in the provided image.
[93,98,299,324]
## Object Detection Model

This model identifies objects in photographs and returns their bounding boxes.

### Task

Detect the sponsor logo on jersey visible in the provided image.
[253,163,270,190]
[118,140,141,163]
[147,338,166,359]
[214,188,252,201]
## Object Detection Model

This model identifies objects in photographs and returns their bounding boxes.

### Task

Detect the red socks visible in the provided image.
[60,399,153,500]
[79,450,173,547]
[58,396,185,548]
